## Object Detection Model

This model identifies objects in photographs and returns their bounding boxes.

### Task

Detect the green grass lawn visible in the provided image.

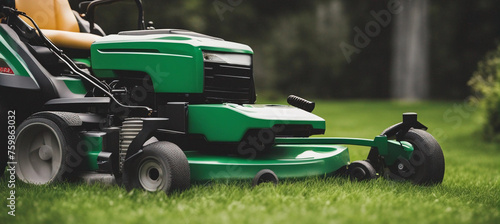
[1,101,499,224]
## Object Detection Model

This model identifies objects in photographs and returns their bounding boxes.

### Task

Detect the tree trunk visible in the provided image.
[391,0,429,100]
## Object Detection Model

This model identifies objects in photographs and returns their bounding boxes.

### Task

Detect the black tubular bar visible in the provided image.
[134,0,145,30]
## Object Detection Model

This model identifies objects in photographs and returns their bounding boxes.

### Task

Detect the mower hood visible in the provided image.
[92,30,253,54]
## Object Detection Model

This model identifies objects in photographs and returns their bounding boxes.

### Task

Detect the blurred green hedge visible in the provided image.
[469,45,500,141]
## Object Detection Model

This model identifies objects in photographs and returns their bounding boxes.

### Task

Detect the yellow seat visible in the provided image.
[16,0,101,50]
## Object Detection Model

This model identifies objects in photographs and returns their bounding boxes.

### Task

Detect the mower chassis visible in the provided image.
[186,136,413,182]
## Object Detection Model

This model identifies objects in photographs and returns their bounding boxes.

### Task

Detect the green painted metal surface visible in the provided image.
[188,104,326,142]
[275,136,414,165]
[93,69,117,78]
[90,33,253,93]
[81,132,105,171]
[0,27,34,78]
[187,144,350,182]
[62,78,87,94]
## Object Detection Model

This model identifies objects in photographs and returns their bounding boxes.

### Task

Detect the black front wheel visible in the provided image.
[122,141,190,194]
[386,129,445,185]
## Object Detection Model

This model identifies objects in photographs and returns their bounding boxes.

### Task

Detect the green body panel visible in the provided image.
[188,104,326,142]
[0,28,34,78]
[81,133,105,171]
[93,69,117,78]
[62,77,87,94]
[187,144,350,182]
[275,136,414,165]
[90,34,253,93]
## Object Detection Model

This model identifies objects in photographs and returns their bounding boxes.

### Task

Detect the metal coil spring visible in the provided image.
[119,118,143,172]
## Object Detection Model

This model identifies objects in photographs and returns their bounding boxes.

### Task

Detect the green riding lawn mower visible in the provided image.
[0,0,445,193]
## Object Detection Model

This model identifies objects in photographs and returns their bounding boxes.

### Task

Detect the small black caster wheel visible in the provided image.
[348,161,377,181]
[252,169,279,187]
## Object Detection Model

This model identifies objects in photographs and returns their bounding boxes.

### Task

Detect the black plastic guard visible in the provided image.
[384,112,427,141]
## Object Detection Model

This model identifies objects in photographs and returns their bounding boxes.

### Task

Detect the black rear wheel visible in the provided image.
[15,114,79,184]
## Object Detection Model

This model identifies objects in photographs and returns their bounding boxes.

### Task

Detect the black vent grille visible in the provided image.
[204,62,255,104]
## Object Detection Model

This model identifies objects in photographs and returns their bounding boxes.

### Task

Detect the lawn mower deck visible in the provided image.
[187,134,413,183]
[187,143,350,182]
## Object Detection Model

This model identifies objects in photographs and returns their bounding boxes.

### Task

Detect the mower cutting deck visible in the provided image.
[187,144,350,182]
[0,0,444,194]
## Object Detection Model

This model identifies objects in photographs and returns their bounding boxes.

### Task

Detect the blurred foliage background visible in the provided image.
[469,46,500,141]
[68,0,500,101]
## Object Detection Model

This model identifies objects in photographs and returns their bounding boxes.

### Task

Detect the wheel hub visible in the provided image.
[148,167,160,180]
[397,163,404,170]
[138,158,165,191]
[352,167,367,179]
[38,145,53,161]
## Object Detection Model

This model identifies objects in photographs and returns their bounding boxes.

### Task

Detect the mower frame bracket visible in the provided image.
[275,136,413,165]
